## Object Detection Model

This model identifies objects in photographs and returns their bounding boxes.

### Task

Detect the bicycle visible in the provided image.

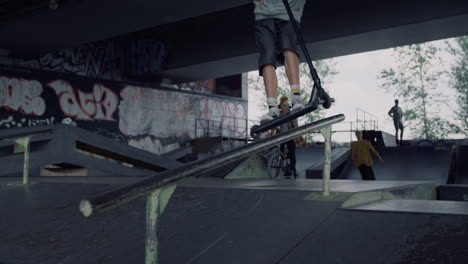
[260,145,292,179]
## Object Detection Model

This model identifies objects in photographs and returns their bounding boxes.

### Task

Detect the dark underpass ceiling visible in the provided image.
[0,0,248,55]
[1,0,468,82]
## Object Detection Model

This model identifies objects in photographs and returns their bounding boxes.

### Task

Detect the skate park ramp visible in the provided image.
[453,145,468,184]
[0,124,181,178]
[1,178,468,264]
[338,146,452,183]
[363,130,397,147]
[304,147,350,179]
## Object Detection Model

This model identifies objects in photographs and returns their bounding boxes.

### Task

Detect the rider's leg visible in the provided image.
[283,49,303,111]
[394,120,399,146]
[263,64,278,107]
[287,140,297,178]
[278,19,303,111]
[400,126,404,146]
[255,19,280,121]
[263,64,279,119]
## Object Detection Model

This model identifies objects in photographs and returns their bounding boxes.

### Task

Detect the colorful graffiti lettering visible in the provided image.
[48,80,118,121]
[0,76,46,116]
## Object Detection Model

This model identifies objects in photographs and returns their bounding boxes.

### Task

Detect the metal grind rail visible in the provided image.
[0,127,53,184]
[79,114,345,264]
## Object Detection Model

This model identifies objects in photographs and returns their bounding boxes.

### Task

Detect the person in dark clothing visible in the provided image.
[388,99,404,146]
[278,96,300,178]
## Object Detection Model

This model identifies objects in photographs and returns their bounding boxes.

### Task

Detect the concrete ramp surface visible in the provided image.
[339,146,452,183]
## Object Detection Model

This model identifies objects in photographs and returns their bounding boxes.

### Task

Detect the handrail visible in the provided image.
[79,114,345,217]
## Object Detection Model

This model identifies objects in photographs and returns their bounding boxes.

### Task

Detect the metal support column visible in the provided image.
[145,183,177,264]
[145,189,161,264]
[320,126,332,196]
[15,136,31,185]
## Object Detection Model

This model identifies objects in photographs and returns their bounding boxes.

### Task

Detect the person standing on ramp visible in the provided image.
[388,99,404,146]
[351,131,384,181]
[253,0,306,122]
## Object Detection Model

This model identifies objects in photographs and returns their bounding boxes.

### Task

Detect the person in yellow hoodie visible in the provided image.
[351,131,384,180]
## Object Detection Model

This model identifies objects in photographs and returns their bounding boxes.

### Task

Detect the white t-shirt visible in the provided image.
[253,0,306,22]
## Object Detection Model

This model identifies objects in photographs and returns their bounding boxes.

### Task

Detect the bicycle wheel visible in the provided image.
[267,147,282,179]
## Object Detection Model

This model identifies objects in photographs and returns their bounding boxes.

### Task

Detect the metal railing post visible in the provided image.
[320,126,332,196]
[145,189,161,264]
[245,118,248,143]
[144,183,176,264]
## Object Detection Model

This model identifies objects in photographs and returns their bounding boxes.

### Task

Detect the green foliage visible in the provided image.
[378,43,453,140]
[447,36,468,135]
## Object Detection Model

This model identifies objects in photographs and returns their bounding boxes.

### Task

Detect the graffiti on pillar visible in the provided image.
[129,40,166,76]
[119,85,196,139]
[118,85,247,141]
[179,79,216,93]
[0,76,46,116]
[48,80,118,121]
[197,97,247,135]
[21,42,124,80]
[21,40,167,80]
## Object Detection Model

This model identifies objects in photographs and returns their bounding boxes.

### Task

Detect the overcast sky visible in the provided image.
[247,37,461,142]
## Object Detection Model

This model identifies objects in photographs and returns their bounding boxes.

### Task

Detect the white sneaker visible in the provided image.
[291,101,304,111]
[260,106,279,121]
[291,96,304,111]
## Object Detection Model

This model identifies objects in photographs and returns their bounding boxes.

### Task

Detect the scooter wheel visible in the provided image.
[321,92,332,109]
[250,125,259,138]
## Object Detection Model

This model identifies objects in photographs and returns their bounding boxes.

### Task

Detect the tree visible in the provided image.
[378,43,453,140]
[447,36,468,136]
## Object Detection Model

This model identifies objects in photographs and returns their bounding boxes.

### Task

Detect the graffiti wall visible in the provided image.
[21,40,166,81]
[0,68,247,154]
[18,40,243,97]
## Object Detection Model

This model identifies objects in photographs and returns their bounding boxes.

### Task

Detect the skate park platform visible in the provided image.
[452,144,468,184]
[1,119,467,263]
[362,130,397,147]
[1,177,468,264]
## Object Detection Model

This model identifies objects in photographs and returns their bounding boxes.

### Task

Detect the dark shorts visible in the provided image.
[255,18,300,76]
[393,119,404,130]
[358,165,376,181]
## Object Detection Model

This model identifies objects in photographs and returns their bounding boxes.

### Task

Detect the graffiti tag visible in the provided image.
[48,80,118,121]
[0,76,46,116]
